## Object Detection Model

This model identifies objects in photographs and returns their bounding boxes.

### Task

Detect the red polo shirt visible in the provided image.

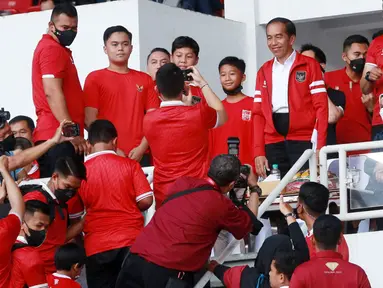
[47,273,81,288]
[0,213,21,288]
[366,35,383,127]
[75,150,153,257]
[131,177,253,272]
[209,96,253,165]
[84,69,159,155]
[290,250,371,288]
[23,186,73,274]
[143,100,217,208]
[32,34,84,142]
[10,236,47,288]
[325,69,371,145]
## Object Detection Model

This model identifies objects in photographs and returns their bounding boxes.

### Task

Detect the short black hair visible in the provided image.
[9,115,35,132]
[298,182,329,217]
[54,157,87,181]
[50,3,77,22]
[300,43,327,64]
[25,200,50,217]
[147,47,171,63]
[313,214,342,250]
[55,243,86,271]
[103,25,132,45]
[343,34,369,52]
[266,17,296,37]
[88,119,118,146]
[373,30,383,40]
[208,155,241,187]
[273,251,298,281]
[14,137,33,151]
[156,63,184,99]
[218,57,246,74]
[171,36,200,57]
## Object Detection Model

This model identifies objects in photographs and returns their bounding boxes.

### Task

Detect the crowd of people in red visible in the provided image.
[0,1,382,287]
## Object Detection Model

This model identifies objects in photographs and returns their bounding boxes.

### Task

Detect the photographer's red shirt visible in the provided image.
[209,96,253,165]
[32,34,84,142]
[143,100,217,208]
[84,69,159,155]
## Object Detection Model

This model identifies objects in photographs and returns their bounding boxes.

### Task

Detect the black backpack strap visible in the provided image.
[12,243,29,252]
[162,185,218,205]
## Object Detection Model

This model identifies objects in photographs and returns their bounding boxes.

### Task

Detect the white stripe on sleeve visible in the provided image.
[254,97,262,103]
[309,80,325,88]
[366,63,378,67]
[30,283,48,288]
[310,88,327,95]
[42,74,55,79]
[254,90,261,95]
[136,191,154,203]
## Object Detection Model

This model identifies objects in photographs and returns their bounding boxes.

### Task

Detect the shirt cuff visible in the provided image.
[136,191,154,202]
[9,212,22,225]
[30,283,49,288]
[69,211,85,219]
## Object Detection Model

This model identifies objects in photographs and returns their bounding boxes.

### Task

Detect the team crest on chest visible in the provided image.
[136,84,143,92]
[295,71,306,83]
[242,110,252,121]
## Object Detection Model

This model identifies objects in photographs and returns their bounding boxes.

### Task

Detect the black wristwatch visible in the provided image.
[284,212,296,219]
[365,71,375,83]
[249,185,262,197]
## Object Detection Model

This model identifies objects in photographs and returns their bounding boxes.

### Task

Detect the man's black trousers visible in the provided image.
[86,247,130,288]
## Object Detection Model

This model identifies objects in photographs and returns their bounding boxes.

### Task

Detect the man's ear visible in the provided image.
[103,46,107,55]
[112,137,118,147]
[280,272,285,284]
[289,35,296,46]
[341,52,348,63]
[195,56,199,66]
[242,73,247,83]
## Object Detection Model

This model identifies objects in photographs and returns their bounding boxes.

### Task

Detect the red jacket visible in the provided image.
[290,250,371,288]
[253,53,328,158]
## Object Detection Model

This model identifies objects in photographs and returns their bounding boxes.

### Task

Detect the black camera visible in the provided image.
[227,137,250,189]
[182,69,193,82]
[62,123,80,137]
[0,108,10,129]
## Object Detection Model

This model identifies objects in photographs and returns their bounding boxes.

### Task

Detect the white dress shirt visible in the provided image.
[272,50,297,113]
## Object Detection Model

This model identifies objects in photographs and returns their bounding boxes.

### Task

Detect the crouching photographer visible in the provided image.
[115,154,263,288]
[0,107,73,180]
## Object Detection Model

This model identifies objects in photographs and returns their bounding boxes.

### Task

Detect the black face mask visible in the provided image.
[223,84,243,96]
[25,223,46,247]
[0,134,16,152]
[55,188,77,204]
[53,25,77,47]
[349,58,365,74]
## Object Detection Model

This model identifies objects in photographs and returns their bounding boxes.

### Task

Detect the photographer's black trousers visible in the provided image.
[115,253,196,288]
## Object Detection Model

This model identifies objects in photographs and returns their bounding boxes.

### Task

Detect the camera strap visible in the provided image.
[162,185,218,205]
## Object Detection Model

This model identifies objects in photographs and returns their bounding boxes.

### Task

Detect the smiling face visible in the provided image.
[171,47,198,70]
[219,64,245,91]
[104,31,133,65]
[266,22,295,60]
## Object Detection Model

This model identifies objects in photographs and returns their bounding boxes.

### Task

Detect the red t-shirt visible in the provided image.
[131,177,253,272]
[143,100,217,208]
[47,273,81,288]
[75,150,152,257]
[306,232,349,261]
[84,68,160,155]
[32,34,84,142]
[290,250,371,288]
[366,35,383,126]
[10,236,47,288]
[209,96,253,165]
[325,69,371,145]
[24,190,72,274]
[27,162,40,179]
[0,213,21,288]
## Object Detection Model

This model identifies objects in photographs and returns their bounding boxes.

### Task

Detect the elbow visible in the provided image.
[137,196,153,211]
[216,110,228,128]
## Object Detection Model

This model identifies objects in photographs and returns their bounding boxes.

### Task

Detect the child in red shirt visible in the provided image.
[47,243,85,288]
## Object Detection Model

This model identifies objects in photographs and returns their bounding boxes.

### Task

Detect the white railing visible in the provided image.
[194,149,317,288]
[142,166,155,225]
[319,140,383,222]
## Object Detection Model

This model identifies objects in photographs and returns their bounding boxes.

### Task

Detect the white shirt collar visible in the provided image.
[28,163,39,175]
[16,235,28,244]
[85,150,117,163]
[273,50,296,67]
[307,229,313,237]
[52,273,72,279]
[160,100,186,108]
[40,181,57,200]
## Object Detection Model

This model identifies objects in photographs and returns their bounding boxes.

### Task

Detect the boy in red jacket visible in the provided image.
[47,243,85,288]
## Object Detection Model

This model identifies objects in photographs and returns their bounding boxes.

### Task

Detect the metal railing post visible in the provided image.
[319,148,328,187]
[309,152,317,182]
[338,149,348,218]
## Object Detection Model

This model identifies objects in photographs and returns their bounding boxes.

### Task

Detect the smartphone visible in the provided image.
[182,69,193,82]
[191,96,202,105]
[62,123,80,137]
